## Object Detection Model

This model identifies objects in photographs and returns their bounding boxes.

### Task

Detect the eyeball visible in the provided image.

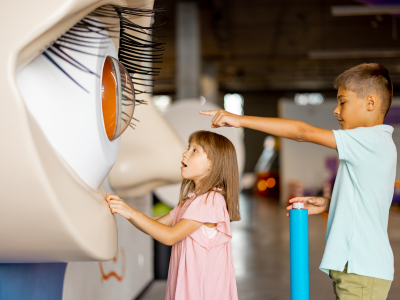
[16,29,122,191]
[101,56,135,141]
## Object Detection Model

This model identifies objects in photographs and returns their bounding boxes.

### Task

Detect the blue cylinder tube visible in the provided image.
[290,208,309,300]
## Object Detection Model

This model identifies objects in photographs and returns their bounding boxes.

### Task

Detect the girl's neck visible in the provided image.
[193,181,202,194]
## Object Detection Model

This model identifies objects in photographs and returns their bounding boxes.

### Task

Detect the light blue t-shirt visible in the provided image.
[319,125,397,281]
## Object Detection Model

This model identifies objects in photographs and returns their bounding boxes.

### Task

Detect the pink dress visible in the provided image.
[165,191,238,300]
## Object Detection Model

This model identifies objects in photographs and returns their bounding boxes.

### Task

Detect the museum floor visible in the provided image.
[137,194,400,300]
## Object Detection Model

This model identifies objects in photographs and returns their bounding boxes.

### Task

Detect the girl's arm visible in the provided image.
[156,213,173,226]
[199,110,337,149]
[105,194,173,233]
[106,194,202,246]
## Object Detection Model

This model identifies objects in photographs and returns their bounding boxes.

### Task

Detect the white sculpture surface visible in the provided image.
[0,0,174,262]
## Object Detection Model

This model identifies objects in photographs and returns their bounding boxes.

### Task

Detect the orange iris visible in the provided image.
[101,58,117,140]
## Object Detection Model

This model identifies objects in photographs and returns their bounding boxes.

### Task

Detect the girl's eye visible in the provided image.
[194,149,197,152]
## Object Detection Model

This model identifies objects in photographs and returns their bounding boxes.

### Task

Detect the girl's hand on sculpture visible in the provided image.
[286,197,330,217]
[105,193,135,220]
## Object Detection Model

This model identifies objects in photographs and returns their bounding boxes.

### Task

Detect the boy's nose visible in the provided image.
[333,106,340,115]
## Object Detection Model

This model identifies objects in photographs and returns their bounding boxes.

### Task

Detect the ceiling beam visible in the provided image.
[331,5,400,17]
[309,49,400,59]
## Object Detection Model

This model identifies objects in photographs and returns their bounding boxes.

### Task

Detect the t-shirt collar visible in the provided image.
[377,124,394,134]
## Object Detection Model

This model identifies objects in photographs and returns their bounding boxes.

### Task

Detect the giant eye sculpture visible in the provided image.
[0,1,163,263]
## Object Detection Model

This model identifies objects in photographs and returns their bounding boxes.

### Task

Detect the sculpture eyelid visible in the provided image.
[43,4,165,102]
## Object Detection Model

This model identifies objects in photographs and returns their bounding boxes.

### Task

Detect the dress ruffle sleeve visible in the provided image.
[169,204,180,224]
[181,191,232,250]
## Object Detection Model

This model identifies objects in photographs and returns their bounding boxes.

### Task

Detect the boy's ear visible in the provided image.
[366,94,378,112]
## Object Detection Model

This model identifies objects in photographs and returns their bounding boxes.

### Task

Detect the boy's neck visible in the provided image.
[361,118,384,128]
[347,115,385,129]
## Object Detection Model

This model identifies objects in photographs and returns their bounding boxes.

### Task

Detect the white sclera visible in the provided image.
[17,26,120,191]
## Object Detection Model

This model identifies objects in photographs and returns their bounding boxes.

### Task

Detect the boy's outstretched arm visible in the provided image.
[199,110,337,149]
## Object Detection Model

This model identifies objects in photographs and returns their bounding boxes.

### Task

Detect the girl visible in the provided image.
[106,130,240,300]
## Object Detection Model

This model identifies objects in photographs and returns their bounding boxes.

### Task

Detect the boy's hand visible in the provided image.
[105,193,134,220]
[199,110,241,128]
[286,197,330,217]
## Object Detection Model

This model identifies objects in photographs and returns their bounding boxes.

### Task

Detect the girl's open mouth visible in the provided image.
[181,161,187,168]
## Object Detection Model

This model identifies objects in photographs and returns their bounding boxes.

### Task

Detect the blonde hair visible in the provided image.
[334,63,393,116]
[178,130,241,222]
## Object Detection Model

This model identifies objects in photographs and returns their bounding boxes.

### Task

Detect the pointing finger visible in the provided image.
[211,110,222,125]
[199,110,218,116]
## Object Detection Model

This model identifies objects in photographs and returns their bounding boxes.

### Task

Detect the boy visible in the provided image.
[199,63,396,299]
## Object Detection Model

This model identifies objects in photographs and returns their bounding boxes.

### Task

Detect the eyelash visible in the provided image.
[43,4,165,128]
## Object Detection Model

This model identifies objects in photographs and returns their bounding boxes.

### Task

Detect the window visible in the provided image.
[152,95,172,114]
[224,93,244,115]
[294,93,324,106]
[224,93,244,137]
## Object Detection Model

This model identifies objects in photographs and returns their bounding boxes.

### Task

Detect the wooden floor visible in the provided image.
[137,194,400,300]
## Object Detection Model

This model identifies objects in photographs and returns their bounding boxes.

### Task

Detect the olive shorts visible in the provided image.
[329,264,392,300]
